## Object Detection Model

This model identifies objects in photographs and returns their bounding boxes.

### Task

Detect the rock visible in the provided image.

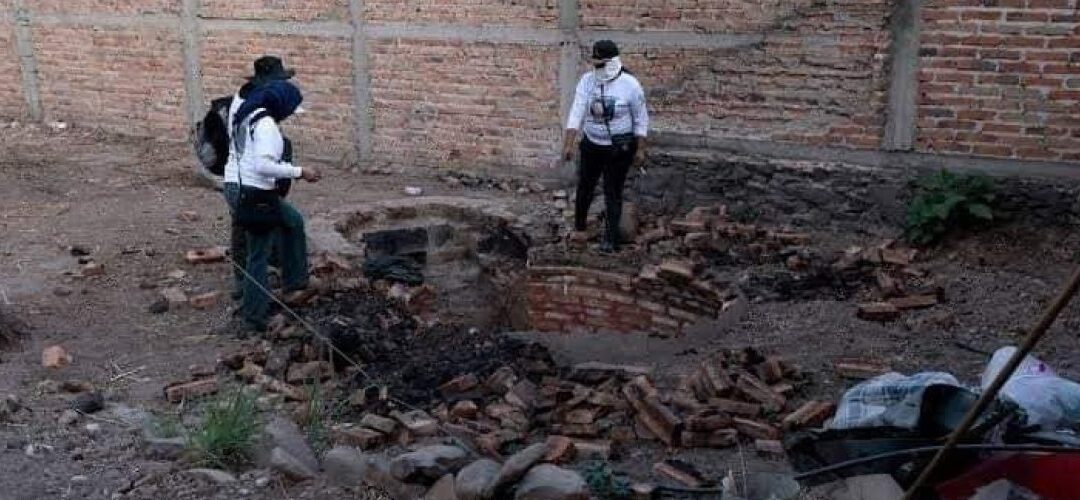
[185,468,238,484]
[484,442,549,497]
[42,345,72,369]
[425,474,459,500]
[160,287,188,306]
[58,409,80,426]
[164,378,219,403]
[361,413,398,434]
[70,391,104,414]
[514,464,589,500]
[260,417,320,475]
[392,409,438,436]
[450,400,479,420]
[455,459,500,500]
[271,446,318,481]
[333,426,386,450]
[324,446,367,486]
[390,445,470,485]
[144,436,187,460]
[363,453,428,500]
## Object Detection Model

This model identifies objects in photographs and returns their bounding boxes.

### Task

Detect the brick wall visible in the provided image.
[201,30,355,157]
[527,266,726,336]
[0,0,1077,170]
[369,39,561,169]
[917,0,1080,161]
[32,24,187,136]
[0,2,24,119]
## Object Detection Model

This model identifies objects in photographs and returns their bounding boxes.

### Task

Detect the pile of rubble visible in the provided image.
[438,169,548,195]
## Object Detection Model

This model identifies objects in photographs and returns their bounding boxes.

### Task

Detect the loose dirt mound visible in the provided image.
[305,289,553,406]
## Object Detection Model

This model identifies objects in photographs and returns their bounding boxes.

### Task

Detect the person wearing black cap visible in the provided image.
[562,40,649,254]
[222,56,299,303]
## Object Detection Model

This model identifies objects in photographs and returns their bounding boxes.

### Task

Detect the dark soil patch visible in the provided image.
[305,288,552,408]
[0,307,27,350]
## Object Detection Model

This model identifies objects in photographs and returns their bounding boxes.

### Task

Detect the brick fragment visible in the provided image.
[543,435,576,464]
[185,247,227,265]
[164,378,219,403]
[332,426,386,450]
[189,291,222,310]
[709,398,762,417]
[857,302,901,321]
[653,460,706,488]
[888,294,939,310]
[733,417,781,440]
[834,361,892,380]
[680,428,738,449]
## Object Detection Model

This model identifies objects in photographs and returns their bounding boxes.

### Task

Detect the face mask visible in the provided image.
[594,56,622,82]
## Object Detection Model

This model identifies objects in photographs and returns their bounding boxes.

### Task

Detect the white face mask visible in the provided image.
[594,56,622,82]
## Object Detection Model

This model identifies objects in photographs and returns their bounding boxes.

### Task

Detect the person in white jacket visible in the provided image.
[224,79,321,336]
[562,40,649,253]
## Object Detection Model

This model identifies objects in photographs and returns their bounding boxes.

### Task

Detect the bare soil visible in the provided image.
[2,123,1080,499]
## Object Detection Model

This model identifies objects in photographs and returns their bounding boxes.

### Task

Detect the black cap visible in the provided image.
[592,40,619,60]
[248,56,295,84]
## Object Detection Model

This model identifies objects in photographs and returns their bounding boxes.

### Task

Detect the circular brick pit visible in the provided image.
[526,265,738,336]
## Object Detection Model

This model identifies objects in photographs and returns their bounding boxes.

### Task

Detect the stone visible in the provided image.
[439,373,480,395]
[505,379,538,410]
[392,409,438,436]
[144,436,187,460]
[657,260,695,283]
[186,468,238,484]
[390,445,470,485]
[484,442,549,497]
[81,262,105,277]
[333,426,386,450]
[58,409,80,426]
[42,345,72,369]
[286,361,332,384]
[260,417,320,476]
[363,453,429,500]
[271,446,318,481]
[514,464,589,500]
[70,391,104,414]
[425,474,459,500]
[455,459,500,500]
[361,413,399,434]
[324,446,367,486]
[164,378,219,403]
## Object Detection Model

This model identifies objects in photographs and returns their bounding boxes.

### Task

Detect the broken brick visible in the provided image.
[701,362,734,397]
[686,409,733,432]
[771,383,795,396]
[392,410,438,436]
[286,361,332,384]
[80,262,105,277]
[564,407,598,425]
[257,374,308,401]
[834,361,892,380]
[876,271,902,298]
[888,293,939,310]
[881,247,917,266]
[755,439,785,456]
[759,356,785,384]
[438,373,479,395]
[450,400,479,420]
[680,428,738,449]
[653,460,707,488]
[782,401,836,430]
[42,345,73,369]
[189,291,222,310]
[733,417,781,440]
[657,260,695,283]
[543,435,576,464]
[669,219,708,234]
[184,247,227,265]
[735,372,786,412]
[164,378,219,403]
[709,398,761,417]
[551,423,600,438]
[177,211,200,222]
[857,302,901,321]
[569,362,652,384]
[485,366,518,395]
[684,232,712,249]
[771,232,811,245]
[332,426,386,450]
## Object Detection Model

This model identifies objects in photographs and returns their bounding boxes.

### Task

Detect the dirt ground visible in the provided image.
[3,123,1080,499]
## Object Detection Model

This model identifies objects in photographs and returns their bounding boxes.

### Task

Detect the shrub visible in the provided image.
[188,388,261,469]
[904,169,997,245]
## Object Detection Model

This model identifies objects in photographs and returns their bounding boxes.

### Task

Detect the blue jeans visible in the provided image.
[223,182,308,329]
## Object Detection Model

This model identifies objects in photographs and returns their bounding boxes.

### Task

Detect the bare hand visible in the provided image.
[300,166,322,182]
[562,145,574,162]
[632,150,646,168]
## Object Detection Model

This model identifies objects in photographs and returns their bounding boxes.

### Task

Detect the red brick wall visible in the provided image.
[31,0,180,15]
[917,0,1080,161]
[582,0,809,33]
[369,39,561,170]
[32,24,187,136]
[201,30,355,157]
[527,266,725,336]
[365,0,558,27]
[201,0,349,22]
[0,2,24,119]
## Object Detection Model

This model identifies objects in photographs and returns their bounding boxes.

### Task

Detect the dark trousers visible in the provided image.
[575,136,637,247]
[223,183,308,329]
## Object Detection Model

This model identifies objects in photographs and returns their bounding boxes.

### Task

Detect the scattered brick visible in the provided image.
[888,294,939,310]
[439,373,479,395]
[42,345,73,369]
[184,247,227,265]
[834,361,893,380]
[680,428,738,449]
[189,291,222,310]
[653,460,707,488]
[709,398,762,417]
[733,417,781,441]
[657,260,695,283]
[164,378,219,403]
[857,302,901,321]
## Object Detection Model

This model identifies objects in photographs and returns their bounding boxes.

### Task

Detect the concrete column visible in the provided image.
[349,0,374,162]
[12,0,42,121]
[558,0,580,126]
[882,0,923,151]
[181,0,204,128]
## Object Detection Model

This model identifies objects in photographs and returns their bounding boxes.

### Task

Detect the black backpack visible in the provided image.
[193,95,234,177]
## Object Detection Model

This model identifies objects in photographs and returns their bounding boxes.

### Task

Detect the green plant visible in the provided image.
[904,169,997,245]
[582,461,631,499]
[147,413,183,439]
[189,388,261,470]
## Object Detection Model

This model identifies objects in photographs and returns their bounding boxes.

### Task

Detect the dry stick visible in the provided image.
[901,265,1080,499]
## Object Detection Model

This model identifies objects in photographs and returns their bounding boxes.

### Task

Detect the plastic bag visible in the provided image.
[983,346,1080,431]
[829,372,961,430]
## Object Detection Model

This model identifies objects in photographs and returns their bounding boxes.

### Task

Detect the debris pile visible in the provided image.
[439,169,547,195]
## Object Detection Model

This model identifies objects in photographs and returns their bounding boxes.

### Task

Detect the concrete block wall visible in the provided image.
[0,0,1077,171]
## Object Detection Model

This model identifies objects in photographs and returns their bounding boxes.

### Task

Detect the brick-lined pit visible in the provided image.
[527,266,730,336]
